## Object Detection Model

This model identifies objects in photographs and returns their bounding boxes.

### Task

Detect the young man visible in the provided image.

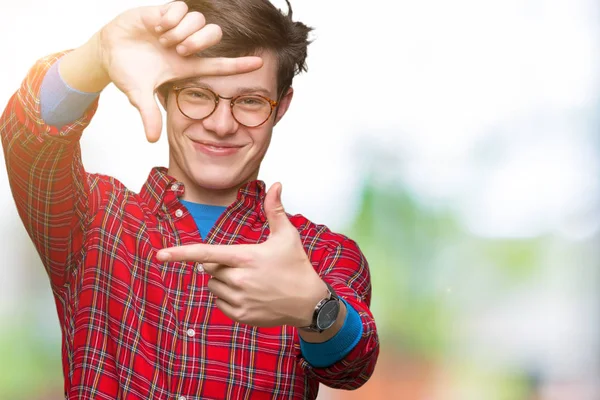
[1,1,379,399]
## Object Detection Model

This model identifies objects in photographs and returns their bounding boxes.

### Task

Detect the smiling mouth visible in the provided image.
[190,140,245,156]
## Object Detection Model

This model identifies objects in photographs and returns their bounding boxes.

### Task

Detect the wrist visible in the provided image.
[295,278,329,328]
[59,32,111,93]
[298,299,346,343]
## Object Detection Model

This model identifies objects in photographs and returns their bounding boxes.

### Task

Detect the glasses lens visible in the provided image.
[232,96,272,127]
[178,87,217,120]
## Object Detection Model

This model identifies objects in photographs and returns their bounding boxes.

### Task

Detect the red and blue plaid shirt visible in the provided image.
[1,52,379,400]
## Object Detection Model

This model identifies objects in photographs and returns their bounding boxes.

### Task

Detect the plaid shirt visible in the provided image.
[1,53,379,400]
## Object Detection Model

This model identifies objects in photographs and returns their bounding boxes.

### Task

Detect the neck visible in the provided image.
[179,182,242,206]
[166,166,259,206]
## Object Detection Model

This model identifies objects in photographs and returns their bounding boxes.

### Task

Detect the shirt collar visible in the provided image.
[139,167,268,221]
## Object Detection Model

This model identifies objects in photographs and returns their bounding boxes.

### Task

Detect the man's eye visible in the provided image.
[237,97,266,106]
[189,91,210,99]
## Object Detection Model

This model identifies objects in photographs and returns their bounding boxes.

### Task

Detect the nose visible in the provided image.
[201,99,239,137]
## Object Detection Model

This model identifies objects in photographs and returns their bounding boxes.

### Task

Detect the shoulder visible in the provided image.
[86,172,145,214]
[88,172,128,195]
[287,212,363,259]
[288,212,372,303]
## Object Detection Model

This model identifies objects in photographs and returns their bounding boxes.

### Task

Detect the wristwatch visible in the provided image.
[299,282,340,333]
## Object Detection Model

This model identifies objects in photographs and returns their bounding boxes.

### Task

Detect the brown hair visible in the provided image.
[163,0,312,97]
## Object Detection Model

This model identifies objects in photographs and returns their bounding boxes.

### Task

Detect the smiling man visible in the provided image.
[1,1,379,399]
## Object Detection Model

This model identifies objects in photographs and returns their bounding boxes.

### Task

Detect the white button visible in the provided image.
[175,209,183,218]
[171,183,180,191]
[178,397,187,400]
[196,264,204,273]
[186,328,196,337]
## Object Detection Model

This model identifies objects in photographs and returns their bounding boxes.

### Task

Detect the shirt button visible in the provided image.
[175,209,183,218]
[186,329,196,338]
[171,183,180,191]
[178,397,187,400]
[196,263,204,273]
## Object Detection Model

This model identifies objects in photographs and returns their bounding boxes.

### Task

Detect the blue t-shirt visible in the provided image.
[179,200,226,240]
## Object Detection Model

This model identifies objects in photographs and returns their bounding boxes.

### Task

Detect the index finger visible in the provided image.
[140,2,187,34]
[156,243,252,265]
[181,55,264,78]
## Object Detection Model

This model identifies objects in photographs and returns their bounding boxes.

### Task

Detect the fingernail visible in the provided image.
[176,45,187,55]
[155,25,163,33]
[156,251,170,261]
[159,36,168,46]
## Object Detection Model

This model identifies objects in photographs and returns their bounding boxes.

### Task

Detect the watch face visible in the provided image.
[317,300,340,330]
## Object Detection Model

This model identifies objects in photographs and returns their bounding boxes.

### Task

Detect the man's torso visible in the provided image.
[58,168,337,400]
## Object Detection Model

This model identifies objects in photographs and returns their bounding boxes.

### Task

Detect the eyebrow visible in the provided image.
[179,79,273,97]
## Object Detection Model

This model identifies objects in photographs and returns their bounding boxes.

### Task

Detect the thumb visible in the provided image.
[264,182,290,235]
[127,88,163,143]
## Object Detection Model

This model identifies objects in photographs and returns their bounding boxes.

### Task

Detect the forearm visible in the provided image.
[297,238,379,389]
[59,32,111,93]
[297,282,347,344]
[300,298,379,390]
[1,52,100,286]
[299,299,368,369]
[41,57,101,128]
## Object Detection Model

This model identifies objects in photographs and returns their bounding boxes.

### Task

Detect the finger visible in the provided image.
[214,297,239,322]
[178,56,263,79]
[139,5,163,32]
[202,262,226,276]
[175,24,222,56]
[158,11,207,49]
[157,243,252,266]
[206,263,245,288]
[207,277,240,305]
[264,182,291,234]
[127,89,163,143]
[155,1,189,33]
[159,2,174,16]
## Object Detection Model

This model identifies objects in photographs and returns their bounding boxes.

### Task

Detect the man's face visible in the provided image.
[163,51,292,195]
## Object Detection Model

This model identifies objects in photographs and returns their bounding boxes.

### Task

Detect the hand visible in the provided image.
[156,183,328,328]
[95,1,263,142]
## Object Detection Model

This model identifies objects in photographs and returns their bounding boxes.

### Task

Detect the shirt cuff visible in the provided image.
[299,299,363,368]
[40,57,100,128]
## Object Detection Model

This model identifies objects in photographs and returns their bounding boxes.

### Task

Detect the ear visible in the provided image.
[273,87,294,126]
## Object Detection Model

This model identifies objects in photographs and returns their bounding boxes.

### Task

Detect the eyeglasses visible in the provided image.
[172,86,279,128]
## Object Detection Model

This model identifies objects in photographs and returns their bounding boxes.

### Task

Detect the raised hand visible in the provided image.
[70,1,263,142]
[156,183,329,328]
